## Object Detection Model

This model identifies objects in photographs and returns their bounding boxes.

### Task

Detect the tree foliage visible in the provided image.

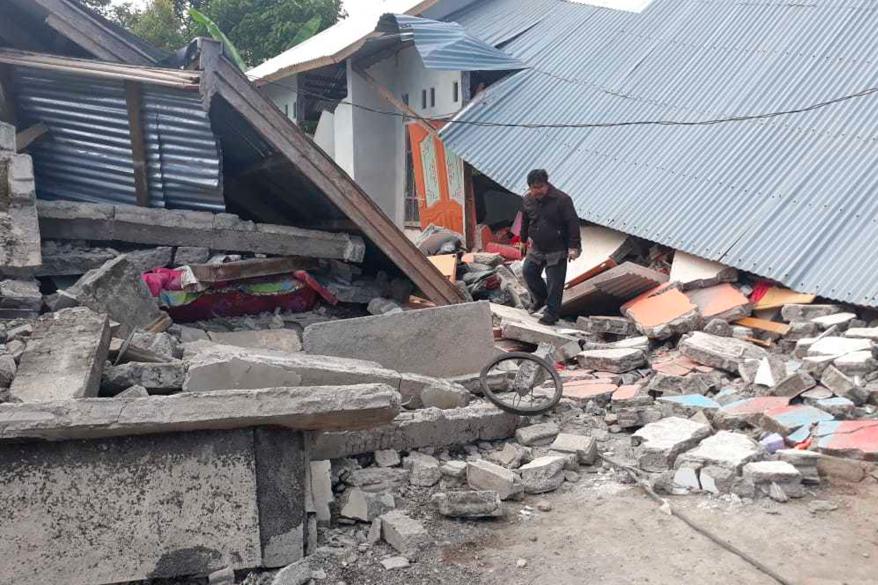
[97,0,342,68]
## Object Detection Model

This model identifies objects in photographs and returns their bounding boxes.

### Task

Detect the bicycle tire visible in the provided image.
[480,351,563,416]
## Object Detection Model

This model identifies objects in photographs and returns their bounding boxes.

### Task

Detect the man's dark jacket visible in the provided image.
[520,185,582,254]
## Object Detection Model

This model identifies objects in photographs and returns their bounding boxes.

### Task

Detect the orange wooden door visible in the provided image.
[408,121,466,236]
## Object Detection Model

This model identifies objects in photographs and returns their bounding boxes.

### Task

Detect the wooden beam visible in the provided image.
[16,123,48,152]
[351,63,440,139]
[124,81,150,207]
[464,163,477,250]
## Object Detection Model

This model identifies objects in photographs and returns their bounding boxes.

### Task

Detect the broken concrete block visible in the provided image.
[501,320,578,349]
[102,361,186,395]
[833,351,876,376]
[404,452,442,487]
[743,461,801,484]
[685,283,750,322]
[0,428,307,585]
[312,403,519,460]
[821,365,869,405]
[59,255,163,336]
[440,460,467,478]
[647,372,719,396]
[807,337,871,358]
[126,246,173,274]
[669,252,737,290]
[676,431,761,471]
[0,279,41,319]
[580,316,637,336]
[577,348,646,373]
[271,559,311,585]
[420,382,472,410]
[380,510,429,558]
[813,420,878,461]
[845,327,878,340]
[781,304,842,322]
[776,449,821,484]
[672,465,701,492]
[309,460,333,523]
[786,321,819,341]
[303,301,495,378]
[657,394,720,415]
[813,396,854,417]
[432,491,503,518]
[754,356,788,387]
[0,354,16,388]
[550,433,598,465]
[811,312,856,330]
[173,246,211,266]
[208,566,235,585]
[699,465,736,494]
[623,286,701,339]
[130,330,182,360]
[374,449,401,468]
[515,422,560,446]
[207,329,302,354]
[487,442,530,469]
[518,455,568,494]
[703,319,732,337]
[632,417,712,472]
[679,331,766,372]
[0,151,41,268]
[183,344,401,392]
[380,556,410,570]
[10,307,110,402]
[345,467,409,492]
[511,343,555,394]
[769,372,816,397]
[339,488,395,522]
[467,460,518,500]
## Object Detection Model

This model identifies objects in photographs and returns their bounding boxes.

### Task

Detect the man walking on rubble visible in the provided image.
[517,169,581,326]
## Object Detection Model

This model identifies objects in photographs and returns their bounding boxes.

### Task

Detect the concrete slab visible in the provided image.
[679,331,767,372]
[0,151,41,268]
[623,286,701,339]
[467,460,518,500]
[312,403,519,460]
[676,431,762,471]
[303,301,496,378]
[633,417,712,472]
[562,379,618,405]
[780,304,842,322]
[207,329,302,353]
[501,321,579,350]
[576,348,646,373]
[0,428,306,585]
[9,307,110,402]
[684,283,750,321]
[807,337,870,358]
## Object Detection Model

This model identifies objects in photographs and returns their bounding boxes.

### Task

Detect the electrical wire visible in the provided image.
[259,72,878,130]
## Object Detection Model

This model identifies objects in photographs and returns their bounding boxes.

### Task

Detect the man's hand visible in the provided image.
[568,248,581,262]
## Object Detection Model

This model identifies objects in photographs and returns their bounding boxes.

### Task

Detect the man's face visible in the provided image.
[529,182,549,198]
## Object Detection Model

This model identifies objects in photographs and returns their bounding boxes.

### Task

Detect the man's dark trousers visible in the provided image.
[522,255,567,319]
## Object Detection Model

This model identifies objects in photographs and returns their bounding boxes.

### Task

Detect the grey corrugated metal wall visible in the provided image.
[15,68,223,211]
[442,0,878,306]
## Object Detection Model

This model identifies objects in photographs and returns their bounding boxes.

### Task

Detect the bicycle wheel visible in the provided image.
[479,351,563,416]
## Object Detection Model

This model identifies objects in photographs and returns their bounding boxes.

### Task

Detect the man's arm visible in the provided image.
[519,195,531,245]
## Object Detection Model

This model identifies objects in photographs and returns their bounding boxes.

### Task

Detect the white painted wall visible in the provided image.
[262,48,465,227]
[263,74,298,122]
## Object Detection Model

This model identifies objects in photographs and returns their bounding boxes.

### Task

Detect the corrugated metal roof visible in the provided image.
[247,0,441,82]
[442,0,878,306]
[384,14,524,71]
[16,67,223,210]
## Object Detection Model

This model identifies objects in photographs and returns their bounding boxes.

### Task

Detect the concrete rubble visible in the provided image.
[1,101,877,585]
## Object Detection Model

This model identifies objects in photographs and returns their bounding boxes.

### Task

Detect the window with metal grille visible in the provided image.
[404,130,420,225]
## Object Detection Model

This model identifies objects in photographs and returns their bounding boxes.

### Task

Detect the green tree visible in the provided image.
[104,0,342,67]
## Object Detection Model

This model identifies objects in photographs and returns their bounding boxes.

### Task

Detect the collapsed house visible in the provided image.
[0,2,877,585]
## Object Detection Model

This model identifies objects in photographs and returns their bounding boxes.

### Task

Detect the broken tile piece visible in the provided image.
[623,286,701,339]
[684,283,750,322]
[562,380,618,405]
[814,420,878,461]
[761,404,834,436]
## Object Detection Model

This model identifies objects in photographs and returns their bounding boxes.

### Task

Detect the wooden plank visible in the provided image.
[208,53,463,306]
[754,286,816,310]
[15,122,48,152]
[188,257,318,283]
[735,317,791,336]
[464,163,477,250]
[428,255,457,281]
[124,81,150,207]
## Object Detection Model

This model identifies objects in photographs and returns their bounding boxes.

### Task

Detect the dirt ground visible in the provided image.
[314,472,878,585]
